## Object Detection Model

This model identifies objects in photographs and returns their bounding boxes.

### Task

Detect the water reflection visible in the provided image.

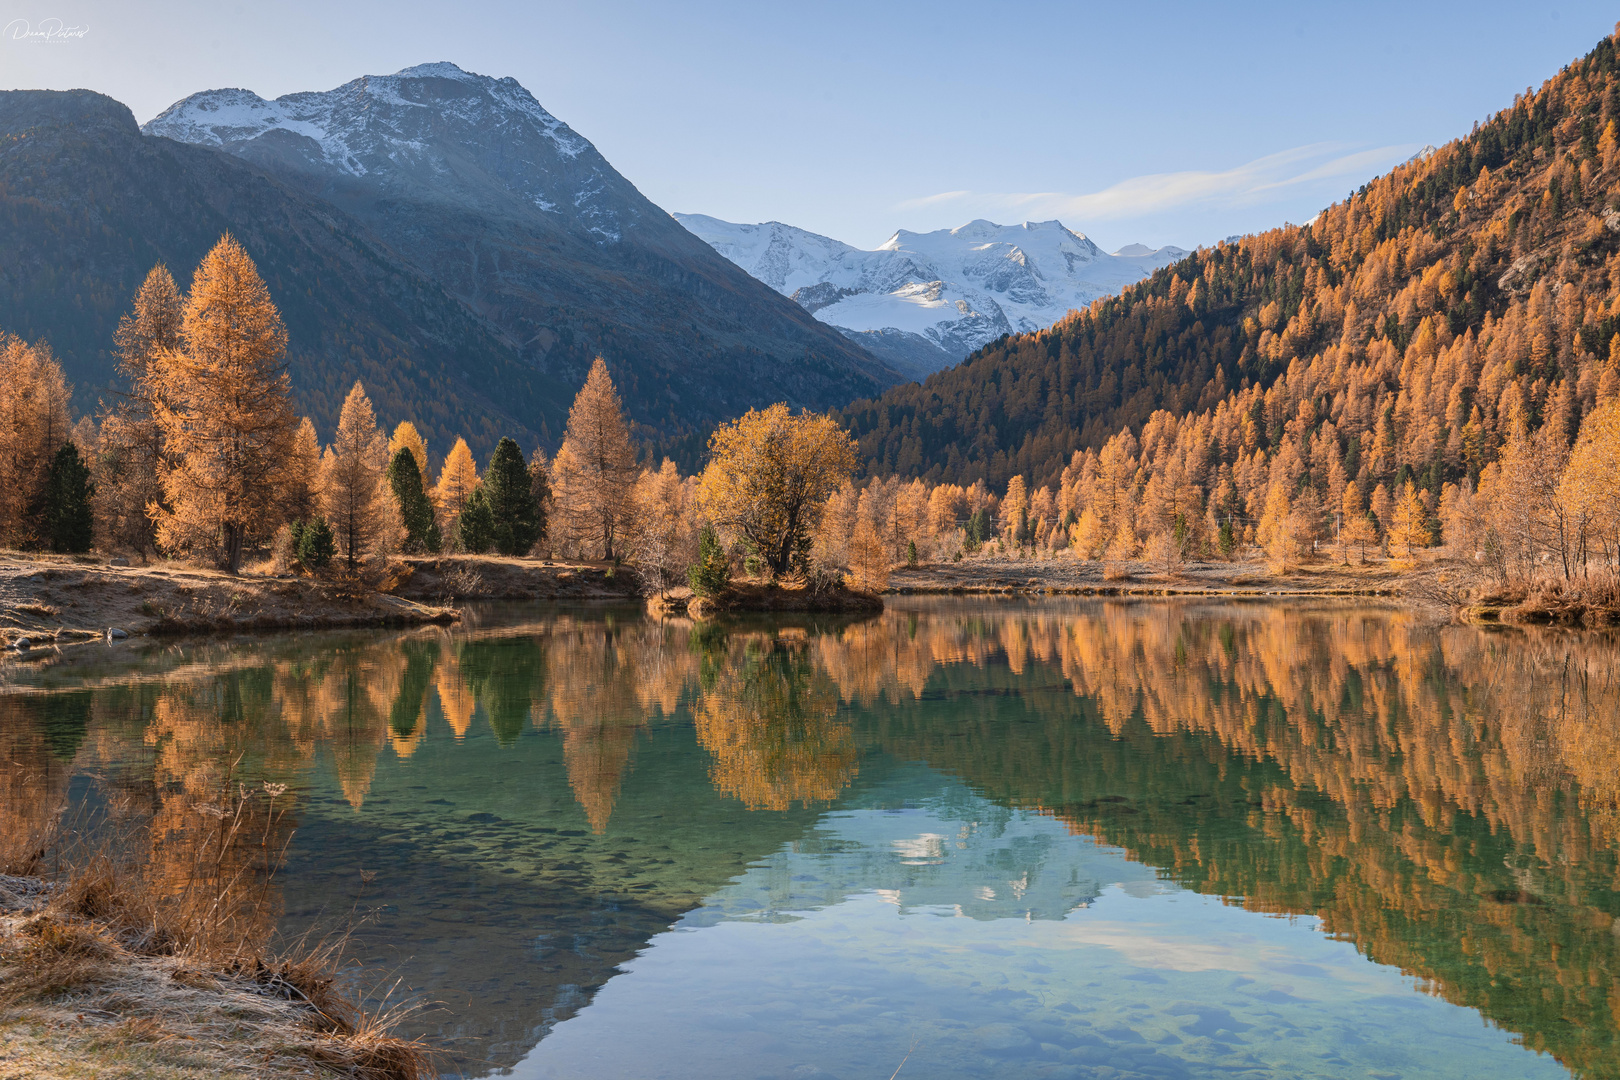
[2,599,1619,1077]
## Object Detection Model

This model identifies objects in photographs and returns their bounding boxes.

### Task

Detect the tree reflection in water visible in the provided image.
[2,599,1620,1077]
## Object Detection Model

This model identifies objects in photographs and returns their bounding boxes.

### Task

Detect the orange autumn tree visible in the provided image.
[320,381,398,571]
[152,234,297,573]
[697,403,856,578]
[551,357,638,560]
[98,265,183,555]
[0,334,74,547]
[433,436,479,540]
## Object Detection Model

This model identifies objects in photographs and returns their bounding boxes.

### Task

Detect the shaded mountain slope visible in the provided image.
[146,64,901,438]
[0,88,570,452]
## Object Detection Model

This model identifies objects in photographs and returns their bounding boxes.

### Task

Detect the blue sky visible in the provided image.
[3,1,1616,251]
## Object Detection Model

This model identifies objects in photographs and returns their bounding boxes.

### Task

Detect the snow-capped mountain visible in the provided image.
[677,214,1188,377]
[141,65,898,433]
[145,62,639,242]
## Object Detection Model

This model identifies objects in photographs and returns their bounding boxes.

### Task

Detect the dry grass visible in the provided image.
[1499,569,1620,626]
[0,778,435,1080]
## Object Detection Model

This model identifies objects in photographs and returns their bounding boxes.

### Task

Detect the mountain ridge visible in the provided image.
[0,86,572,454]
[145,63,902,438]
[837,28,1620,515]
[677,212,1185,377]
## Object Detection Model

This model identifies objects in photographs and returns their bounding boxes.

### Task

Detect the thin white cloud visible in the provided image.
[898,142,1421,223]
[894,189,972,210]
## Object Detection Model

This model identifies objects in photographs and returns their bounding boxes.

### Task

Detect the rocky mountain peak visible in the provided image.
[146,62,626,238]
[0,89,138,138]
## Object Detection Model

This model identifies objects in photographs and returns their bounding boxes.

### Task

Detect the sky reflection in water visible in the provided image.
[3,597,1614,1079]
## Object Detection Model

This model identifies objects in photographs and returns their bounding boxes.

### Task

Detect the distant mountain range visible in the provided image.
[0,65,898,455]
[677,214,1186,377]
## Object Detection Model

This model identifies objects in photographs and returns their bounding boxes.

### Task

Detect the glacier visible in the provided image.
[677,214,1188,377]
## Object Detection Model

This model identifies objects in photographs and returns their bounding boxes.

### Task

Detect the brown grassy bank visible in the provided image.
[887,553,1406,598]
[0,553,457,650]
[1462,571,1620,627]
[393,555,640,603]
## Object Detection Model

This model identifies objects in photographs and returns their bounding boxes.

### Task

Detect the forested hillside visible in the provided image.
[842,29,1620,527]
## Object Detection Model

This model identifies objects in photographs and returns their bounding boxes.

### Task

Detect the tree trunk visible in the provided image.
[225,522,243,575]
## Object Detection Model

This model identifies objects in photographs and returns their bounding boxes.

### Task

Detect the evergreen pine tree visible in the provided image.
[483,437,542,555]
[688,525,730,596]
[456,486,496,554]
[296,517,335,570]
[43,441,94,553]
[387,446,441,554]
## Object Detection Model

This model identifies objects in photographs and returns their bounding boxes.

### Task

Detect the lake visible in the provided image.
[3,597,1618,1079]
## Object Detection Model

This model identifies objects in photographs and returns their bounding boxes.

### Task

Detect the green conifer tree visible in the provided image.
[688,525,731,596]
[387,446,441,554]
[296,517,335,570]
[43,441,94,554]
[483,437,542,555]
[456,486,496,554]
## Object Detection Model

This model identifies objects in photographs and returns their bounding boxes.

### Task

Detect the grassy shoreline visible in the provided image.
[0,776,430,1080]
[5,550,1615,653]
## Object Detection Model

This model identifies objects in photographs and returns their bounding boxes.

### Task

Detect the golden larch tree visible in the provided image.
[631,458,696,595]
[697,403,857,578]
[282,417,324,524]
[97,265,182,554]
[845,515,890,594]
[552,357,638,560]
[151,234,297,572]
[320,381,398,571]
[1388,481,1433,559]
[433,436,479,539]
[0,335,73,546]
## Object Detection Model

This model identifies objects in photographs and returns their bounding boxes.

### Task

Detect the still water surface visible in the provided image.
[4,597,1619,1079]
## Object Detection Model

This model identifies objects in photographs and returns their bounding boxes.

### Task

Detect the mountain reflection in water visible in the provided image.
[2,598,1618,1078]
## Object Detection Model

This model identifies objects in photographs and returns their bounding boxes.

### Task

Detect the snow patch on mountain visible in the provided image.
[145,62,607,229]
[677,214,1187,376]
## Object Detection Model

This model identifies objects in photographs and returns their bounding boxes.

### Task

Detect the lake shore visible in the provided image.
[673,580,885,618]
[392,554,641,602]
[0,554,457,651]
[888,553,1408,597]
[0,864,432,1080]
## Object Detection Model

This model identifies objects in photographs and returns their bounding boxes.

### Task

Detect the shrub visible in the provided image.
[688,525,731,597]
[295,517,335,570]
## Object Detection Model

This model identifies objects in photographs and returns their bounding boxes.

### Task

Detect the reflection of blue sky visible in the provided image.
[515,769,1569,1080]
